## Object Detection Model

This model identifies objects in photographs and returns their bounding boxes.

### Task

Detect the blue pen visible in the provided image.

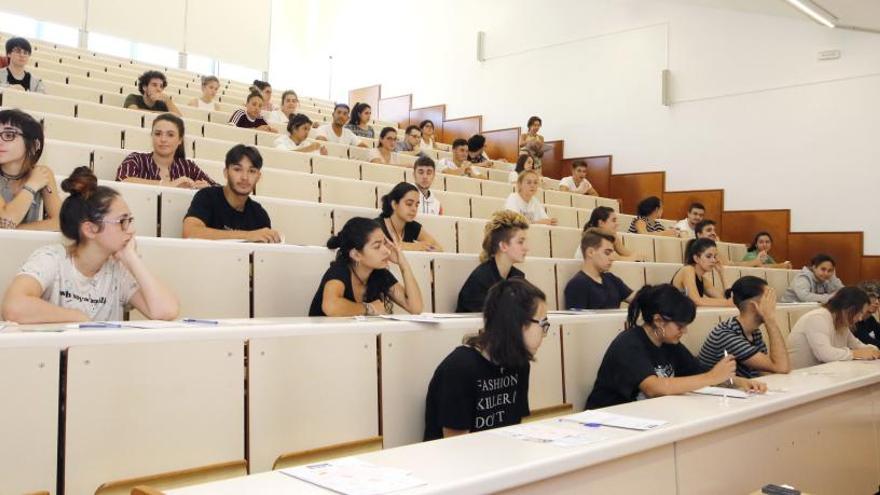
[182,318,219,325]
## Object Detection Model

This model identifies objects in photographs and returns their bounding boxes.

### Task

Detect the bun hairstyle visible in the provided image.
[480,210,529,263]
[684,237,717,265]
[287,113,312,134]
[725,276,768,310]
[59,167,120,244]
[251,80,271,92]
[327,217,382,264]
[585,206,615,230]
[380,182,418,218]
[0,109,43,175]
[246,91,264,104]
[626,284,696,330]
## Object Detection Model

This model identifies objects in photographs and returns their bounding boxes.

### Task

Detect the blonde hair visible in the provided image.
[480,210,529,263]
[516,169,540,185]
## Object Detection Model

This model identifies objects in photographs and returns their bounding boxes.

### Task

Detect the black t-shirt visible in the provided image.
[184,186,271,232]
[6,70,31,90]
[424,345,530,441]
[308,261,398,316]
[854,317,880,348]
[564,271,632,310]
[376,217,422,243]
[586,326,705,409]
[455,259,525,313]
[123,94,170,112]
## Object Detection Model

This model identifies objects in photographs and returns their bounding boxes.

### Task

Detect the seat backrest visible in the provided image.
[39,139,93,178]
[481,180,513,199]
[43,114,123,148]
[255,196,334,247]
[252,244,336,317]
[621,233,656,262]
[563,314,628,412]
[519,257,559,310]
[272,437,383,471]
[654,236,685,263]
[571,194,598,210]
[361,163,406,184]
[95,460,247,495]
[443,174,481,196]
[320,176,377,209]
[543,189,573,207]
[257,169,320,202]
[545,204,580,228]
[470,195,506,220]
[312,155,360,180]
[549,227,582,259]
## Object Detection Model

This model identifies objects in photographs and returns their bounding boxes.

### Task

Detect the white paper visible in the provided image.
[378,314,477,323]
[564,410,668,431]
[281,458,426,495]
[491,423,607,447]
[690,386,751,399]
[550,309,598,315]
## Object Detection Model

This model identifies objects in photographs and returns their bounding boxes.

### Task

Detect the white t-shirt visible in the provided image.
[418,188,442,216]
[265,110,291,124]
[437,158,459,173]
[195,98,217,111]
[504,193,549,222]
[674,219,694,233]
[559,176,592,194]
[18,244,140,322]
[316,124,361,146]
[274,134,321,155]
[369,148,394,165]
[421,137,435,150]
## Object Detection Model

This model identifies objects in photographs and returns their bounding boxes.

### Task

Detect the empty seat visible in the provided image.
[456,217,488,255]
[348,146,372,162]
[765,269,789,300]
[77,101,144,127]
[432,191,471,218]
[0,90,76,117]
[576,208,594,228]
[41,80,102,103]
[443,175,481,196]
[312,155,360,180]
[654,236,685,263]
[621,233,655,262]
[320,176,377,208]
[202,122,257,144]
[470,196,506,220]
[550,227,582,259]
[362,163,406,184]
[42,114,123,148]
[644,262,681,286]
[571,195,599,209]
[38,139,93,177]
[414,214,458,253]
[616,213,636,232]
[257,169,320,202]
[257,146,311,174]
[545,205,580,228]
[543,190,573,207]
[680,313,725,355]
[481,180,513,198]
[595,197,618,210]
[527,224,552,259]
[519,257,559,310]
[256,196,334,247]
[432,254,482,312]
[93,147,133,180]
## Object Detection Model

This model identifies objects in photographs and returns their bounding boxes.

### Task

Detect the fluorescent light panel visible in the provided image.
[784,0,837,28]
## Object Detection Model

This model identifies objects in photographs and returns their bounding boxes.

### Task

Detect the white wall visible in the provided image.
[269,0,880,253]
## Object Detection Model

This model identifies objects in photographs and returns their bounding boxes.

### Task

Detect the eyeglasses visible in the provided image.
[103,216,135,230]
[9,48,30,56]
[0,129,24,142]
[530,317,550,335]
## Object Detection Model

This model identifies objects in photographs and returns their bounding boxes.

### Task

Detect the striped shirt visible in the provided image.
[228,109,269,129]
[116,152,218,185]
[628,216,666,234]
[698,317,767,378]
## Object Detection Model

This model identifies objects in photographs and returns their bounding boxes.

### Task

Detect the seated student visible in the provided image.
[274,113,327,155]
[438,138,482,178]
[315,103,368,147]
[456,211,529,313]
[628,196,681,237]
[419,120,437,150]
[698,277,791,378]
[116,113,217,189]
[186,75,221,111]
[369,127,398,165]
[467,134,491,165]
[559,160,598,196]
[781,253,844,303]
[0,109,60,230]
[229,92,277,132]
[375,182,443,252]
[395,125,422,155]
[671,238,733,307]
[787,287,880,368]
[694,219,780,268]
[574,207,644,261]
[265,90,300,126]
[344,102,375,139]
[425,278,547,440]
[854,281,880,348]
[308,217,423,317]
[504,170,558,225]
[508,153,535,184]
[673,202,705,235]
[412,155,442,215]
[251,80,276,113]
[585,284,765,409]
[742,231,792,269]
[182,144,280,243]
[124,70,182,116]
[0,167,178,323]
[564,229,634,310]
[0,37,44,93]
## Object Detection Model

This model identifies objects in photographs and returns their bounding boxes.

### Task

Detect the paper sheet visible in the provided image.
[690,386,751,399]
[281,458,426,495]
[563,410,668,431]
[491,423,607,447]
[379,313,477,323]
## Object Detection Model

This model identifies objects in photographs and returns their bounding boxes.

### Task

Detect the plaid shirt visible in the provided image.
[115,152,218,185]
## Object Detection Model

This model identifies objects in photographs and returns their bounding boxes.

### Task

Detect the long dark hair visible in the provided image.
[636,196,662,217]
[465,278,546,369]
[824,287,869,331]
[0,109,43,176]
[626,284,696,330]
[59,167,120,245]
[747,231,773,253]
[380,182,418,218]
[515,154,532,173]
[377,127,397,149]
[349,102,371,126]
[585,206,615,230]
[327,217,382,264]
[684,237,717,265]
[152,113,186,160]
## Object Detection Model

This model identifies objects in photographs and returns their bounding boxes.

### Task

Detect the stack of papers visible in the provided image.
[562,410,668,431]
[690,386,751,399]
[281,458,426,495]
[491,423,607,447]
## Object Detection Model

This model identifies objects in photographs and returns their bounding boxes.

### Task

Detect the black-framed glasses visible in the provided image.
[530,317,550,335]
[103,216,135,230]
[9,47,30,56]
[0,129,24,142]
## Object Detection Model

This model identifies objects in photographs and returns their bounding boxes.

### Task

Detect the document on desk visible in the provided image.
[564,410,668,431]
[281,458,427,495]
[379,313,476,323]
[491,423,607,447]
[690,386,751,399]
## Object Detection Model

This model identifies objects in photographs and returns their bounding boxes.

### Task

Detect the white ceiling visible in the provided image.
[668,0,880,32]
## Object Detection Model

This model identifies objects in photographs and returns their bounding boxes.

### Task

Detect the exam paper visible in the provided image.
[690,386,751,399]
[564,410,668,431]
[281,458,427,495]
[491,422,607,447]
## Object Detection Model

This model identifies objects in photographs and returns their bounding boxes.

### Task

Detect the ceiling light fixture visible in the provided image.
[784,0,838,28]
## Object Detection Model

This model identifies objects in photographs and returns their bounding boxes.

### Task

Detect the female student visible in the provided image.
[116,113,217,189]
[369,127,397,165]
[672,238,734,307]
[308,217,423,317]
[509,153,535,183]
[787,287,880,369]
[345,102,375,139]
[419,120,437,150]
[519,116,544,149]
[628,196,681,237]
[456,211,530,313]
[0,109,60,230]
[742,232,792,269]
[1,167,179,323]
[187,75,221,111]
[425,278,547,440]
[574,206,644,261]
[266,90,300,126]
[781,253,844,303]
[586,284,765,409]
[228,92,277,132]
[273,113,327,155]
[251,80,275,113]
[504,170,558,225]
[375,182,443,252]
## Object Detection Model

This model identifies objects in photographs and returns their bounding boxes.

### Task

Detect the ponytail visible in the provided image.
[380,182,418,218]
[626,284,696,330]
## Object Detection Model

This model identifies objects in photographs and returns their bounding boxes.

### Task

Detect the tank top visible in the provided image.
[0,175,42,226]
[195,98,216,110]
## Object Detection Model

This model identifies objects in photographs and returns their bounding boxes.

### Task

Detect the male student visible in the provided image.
[564,229,634,310]
[182,144,281,243]
[694,219,757,267]
[314,103,368,147]
[0,37,44,93]
[559,160,598,196]
[396,125,422,155]
[124,70,183,116]
[437,138,483,178]
[412,155,443,215]
[674,202,705,234]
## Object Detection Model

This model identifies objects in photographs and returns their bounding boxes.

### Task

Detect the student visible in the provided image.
[742,231,792,269]
[0,109,60,230]
[182,144,280,243]
[186,75,220,111]
[375,182,443,252]
[564,229,633,310]
[425,278,546,440]
[395,125,422,155]
[781,253,844,303]
[694,219,770,268]
[519,140,543,172]
[467,134,491,164]
[671,238,733,307]
[369,127,397,165]
[228,92,277,132]
[573,207,644,261]
[559,160,597,195]
[504,170,558,225]
[437,138,482,178]
[673,202,705,234]
[412,155,442,215]
[345,102,375,139]
[456,211,529,313]
[251,80,275,113]
[265,90,300,126]
[0,37,44,93]
[124,70,182,116]
[698,277,791,378]
[116,113,217,189]
[274,113,327,155]
[519,117,544,171]
[853,282,880,348]
[0,167,178,323]
[509,153,535,184]
[787,287,880,368]
[308,217,422,317]
[628,196,680,237]
[419,120,437,150]
[314,103,368,147]
[585,284,765,409]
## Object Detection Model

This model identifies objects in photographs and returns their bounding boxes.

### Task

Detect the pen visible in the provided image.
[79,322,123,329]
[182,318,219,325]
[723,350,734,386]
